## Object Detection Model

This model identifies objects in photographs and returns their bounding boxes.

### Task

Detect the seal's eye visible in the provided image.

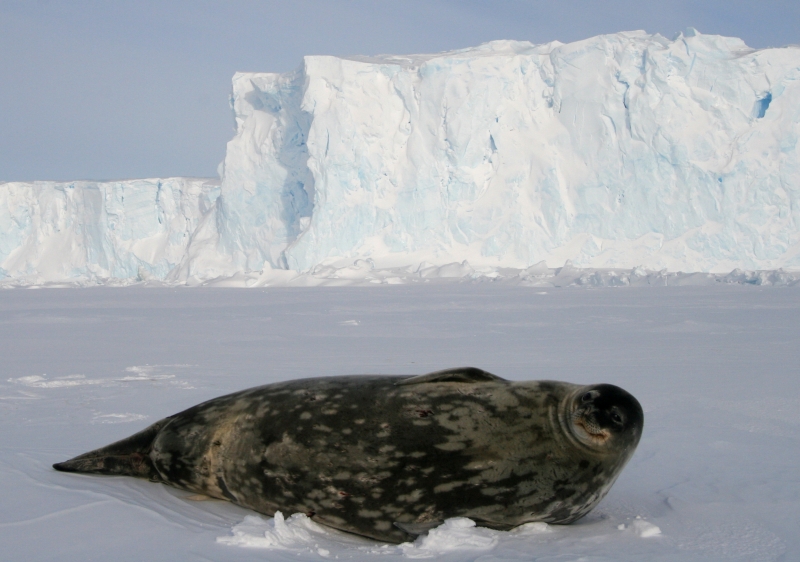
[581,392,593,403]
[610,411,624,425]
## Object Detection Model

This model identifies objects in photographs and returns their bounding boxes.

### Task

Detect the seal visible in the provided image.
[53,367,643,543]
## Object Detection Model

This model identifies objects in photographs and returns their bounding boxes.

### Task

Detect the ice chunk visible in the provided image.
[620,517,662,538]
[401,518,498,557]
[218,514,499,558]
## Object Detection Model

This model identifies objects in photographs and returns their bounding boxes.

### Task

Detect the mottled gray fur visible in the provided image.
[54,367,643,543]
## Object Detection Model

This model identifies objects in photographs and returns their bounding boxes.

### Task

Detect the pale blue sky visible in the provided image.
[1,0,798,181]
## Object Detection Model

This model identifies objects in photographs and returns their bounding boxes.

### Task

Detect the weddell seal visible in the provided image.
[54,367,643,543]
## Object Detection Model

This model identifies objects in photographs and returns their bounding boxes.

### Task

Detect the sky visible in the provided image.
[1,0,799,182]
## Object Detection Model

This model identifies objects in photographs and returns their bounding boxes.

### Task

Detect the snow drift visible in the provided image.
[2,29,800,285]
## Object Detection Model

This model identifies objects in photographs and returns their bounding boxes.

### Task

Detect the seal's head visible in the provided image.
[567,384,643,454]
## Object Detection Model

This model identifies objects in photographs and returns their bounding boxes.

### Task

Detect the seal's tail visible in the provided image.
[53,420,167,480]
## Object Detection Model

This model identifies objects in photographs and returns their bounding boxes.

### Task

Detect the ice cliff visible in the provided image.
[2,30,800,285]
[0,178,220,283]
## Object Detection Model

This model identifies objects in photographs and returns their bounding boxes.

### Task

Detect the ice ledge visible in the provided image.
[2,260,798,289]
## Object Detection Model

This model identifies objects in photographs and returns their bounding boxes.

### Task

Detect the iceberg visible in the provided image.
[0,178,220,284]
[2,30,800,285]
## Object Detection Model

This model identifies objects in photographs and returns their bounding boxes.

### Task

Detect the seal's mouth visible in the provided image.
[572,414,611,445]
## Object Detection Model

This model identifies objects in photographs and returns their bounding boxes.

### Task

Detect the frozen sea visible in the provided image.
[1,285,797,561]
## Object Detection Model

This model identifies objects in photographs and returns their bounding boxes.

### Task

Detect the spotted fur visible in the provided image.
[54,368,643,543]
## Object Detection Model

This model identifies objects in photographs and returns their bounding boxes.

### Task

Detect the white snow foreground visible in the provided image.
[3,29,800,286]
[2,287,796,560]
[215,511,659,558]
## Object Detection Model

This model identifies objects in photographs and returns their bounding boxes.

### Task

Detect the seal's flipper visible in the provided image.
[53,419,168,480]
[185,494,220,501]
[393,521,444,535]
[395,367,504,386]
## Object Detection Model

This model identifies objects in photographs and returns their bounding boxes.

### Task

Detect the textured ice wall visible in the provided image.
[2,30,800,284]
[216,69,314,272]
[223,30,800,272]
[0,178,220,284]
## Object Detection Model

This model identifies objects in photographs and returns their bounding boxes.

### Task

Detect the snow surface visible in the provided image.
[2,285,798,561]
[3,30,800,285]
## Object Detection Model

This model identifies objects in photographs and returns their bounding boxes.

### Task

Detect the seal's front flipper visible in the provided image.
[53,419,168,480]
[185,494,219,501]
[395,367,504,386]
[393,521,444,535]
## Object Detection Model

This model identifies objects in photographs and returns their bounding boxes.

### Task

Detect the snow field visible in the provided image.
[1,285,797,561]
